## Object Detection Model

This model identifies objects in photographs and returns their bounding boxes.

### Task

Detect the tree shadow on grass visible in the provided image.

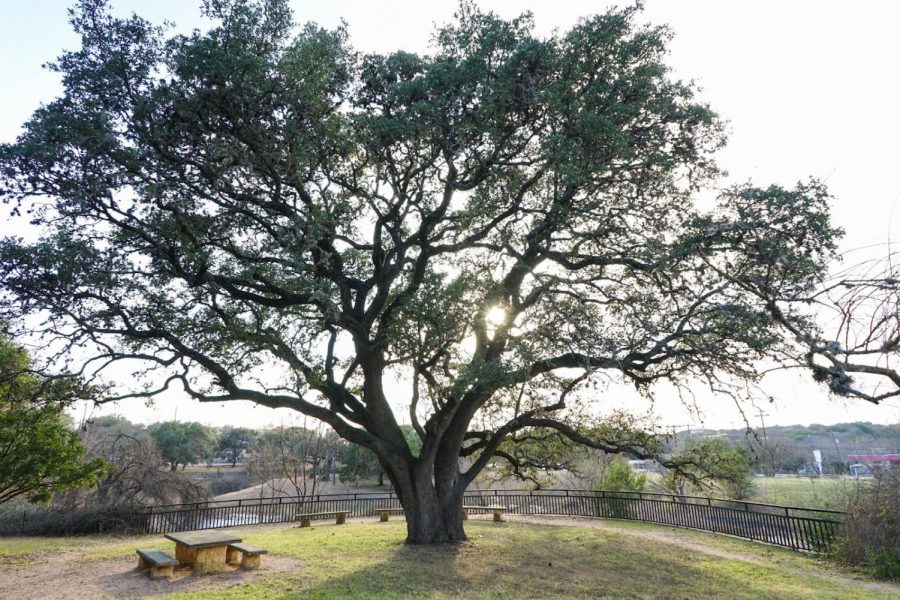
[291,522,871,600]
[289,524,725,599]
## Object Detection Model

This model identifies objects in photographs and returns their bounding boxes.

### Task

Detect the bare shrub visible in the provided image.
[835,466,900,579]
[0,504,139,535]
[0,427,208,535]
[55,427,207,510]
[248,419,341,499]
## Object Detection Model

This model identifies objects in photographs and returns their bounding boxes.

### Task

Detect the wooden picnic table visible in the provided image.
[164,529,242,573]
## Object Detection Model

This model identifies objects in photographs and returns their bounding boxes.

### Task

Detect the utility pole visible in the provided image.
[831,432,843,475]
[756,408,775,476]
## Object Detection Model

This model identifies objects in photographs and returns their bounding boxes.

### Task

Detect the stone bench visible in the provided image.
[297,510,349,527]
[226,542,268,569]
[374,507,405,522]
[462,505,507,522]
[136,548,178,579]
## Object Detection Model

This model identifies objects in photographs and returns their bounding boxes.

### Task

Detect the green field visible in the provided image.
[748,476,854,510]
[1,518,896,599]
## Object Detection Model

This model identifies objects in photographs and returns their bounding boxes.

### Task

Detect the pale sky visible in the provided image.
[2,1,900,430]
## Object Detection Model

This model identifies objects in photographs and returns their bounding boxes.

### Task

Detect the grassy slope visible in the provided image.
[2,519,895,599]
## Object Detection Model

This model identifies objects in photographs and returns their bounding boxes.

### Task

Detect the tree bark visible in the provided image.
[388,461,467,544]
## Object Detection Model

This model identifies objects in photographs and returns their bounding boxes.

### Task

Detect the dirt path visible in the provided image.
[512,515,900,597]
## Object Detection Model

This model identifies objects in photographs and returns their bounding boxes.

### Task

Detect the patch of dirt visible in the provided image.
[0,549,300,599]
[511,515,900,596]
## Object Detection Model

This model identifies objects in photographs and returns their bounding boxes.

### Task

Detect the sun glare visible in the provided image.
[485,306,507,327]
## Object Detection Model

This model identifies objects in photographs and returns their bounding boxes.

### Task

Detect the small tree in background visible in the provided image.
[598,458,647,493]
[0,336,107,504]
[218,427,257,467]
[339,441,383,485]
[249,421,342,498]
[661,438,753,499]
[149,421,217,471]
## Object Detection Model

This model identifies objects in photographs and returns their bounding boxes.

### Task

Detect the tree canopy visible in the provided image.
[0,0,896,542]
[149,421,217,471]
[0,337,107,504]
[218,426,256,466]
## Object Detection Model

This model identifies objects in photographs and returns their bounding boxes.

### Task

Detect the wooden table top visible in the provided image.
[164,529,243,549]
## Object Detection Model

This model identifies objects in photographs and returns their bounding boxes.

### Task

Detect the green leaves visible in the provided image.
[0,338,108,504]
[149,421,218,469]
[0,0,864,505]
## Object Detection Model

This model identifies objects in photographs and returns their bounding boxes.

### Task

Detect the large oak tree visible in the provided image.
[1,0,896,542]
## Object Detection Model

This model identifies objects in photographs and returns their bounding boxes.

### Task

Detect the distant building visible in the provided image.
[847,454,900,476]
[628,459,662,473]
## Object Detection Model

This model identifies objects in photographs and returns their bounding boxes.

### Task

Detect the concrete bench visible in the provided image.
[136,548,178,579]
[374,507,405,522]
[226,542,268,569]
[462,505,507,522]
[297,510,349,527]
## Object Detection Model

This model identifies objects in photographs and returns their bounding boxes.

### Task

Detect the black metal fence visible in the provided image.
[133,489,844,552]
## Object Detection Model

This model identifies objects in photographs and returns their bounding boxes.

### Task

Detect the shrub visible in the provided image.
[0,503,142,535]
[601,459,647,493]
[660,438,754,500]
[834,466,900,579]
[590,458,646,520]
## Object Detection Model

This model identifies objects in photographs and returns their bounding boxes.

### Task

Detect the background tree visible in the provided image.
[661,438,754,499]
[341,424,421,486]
[1,0,893,543]
[596,458,647,493]
[149,421,217,471]
[0,337,107,504]
[248,422,341,498]
[218,426,257,467]
[76,415,206,506]
[339,441,383,485]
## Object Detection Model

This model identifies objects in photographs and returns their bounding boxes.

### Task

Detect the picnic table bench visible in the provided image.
[297,509,349,527]
[136,548,178,579]
[374,507,405,522]
[165,530,243,573]
[462,505,507,522]
[226,542,268,569]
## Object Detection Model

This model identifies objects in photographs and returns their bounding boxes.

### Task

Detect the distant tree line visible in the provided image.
[669,422,900,476]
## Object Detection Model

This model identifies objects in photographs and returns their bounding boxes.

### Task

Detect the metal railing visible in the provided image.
[133,489,844,552]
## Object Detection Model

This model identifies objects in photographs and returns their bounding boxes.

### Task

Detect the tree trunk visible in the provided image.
[392,464,467,544]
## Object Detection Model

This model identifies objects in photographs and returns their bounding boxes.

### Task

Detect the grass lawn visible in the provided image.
[1,517,896,599]
[748,476,853,510]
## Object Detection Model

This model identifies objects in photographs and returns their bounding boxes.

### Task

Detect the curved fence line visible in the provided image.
[133,489,843,552]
